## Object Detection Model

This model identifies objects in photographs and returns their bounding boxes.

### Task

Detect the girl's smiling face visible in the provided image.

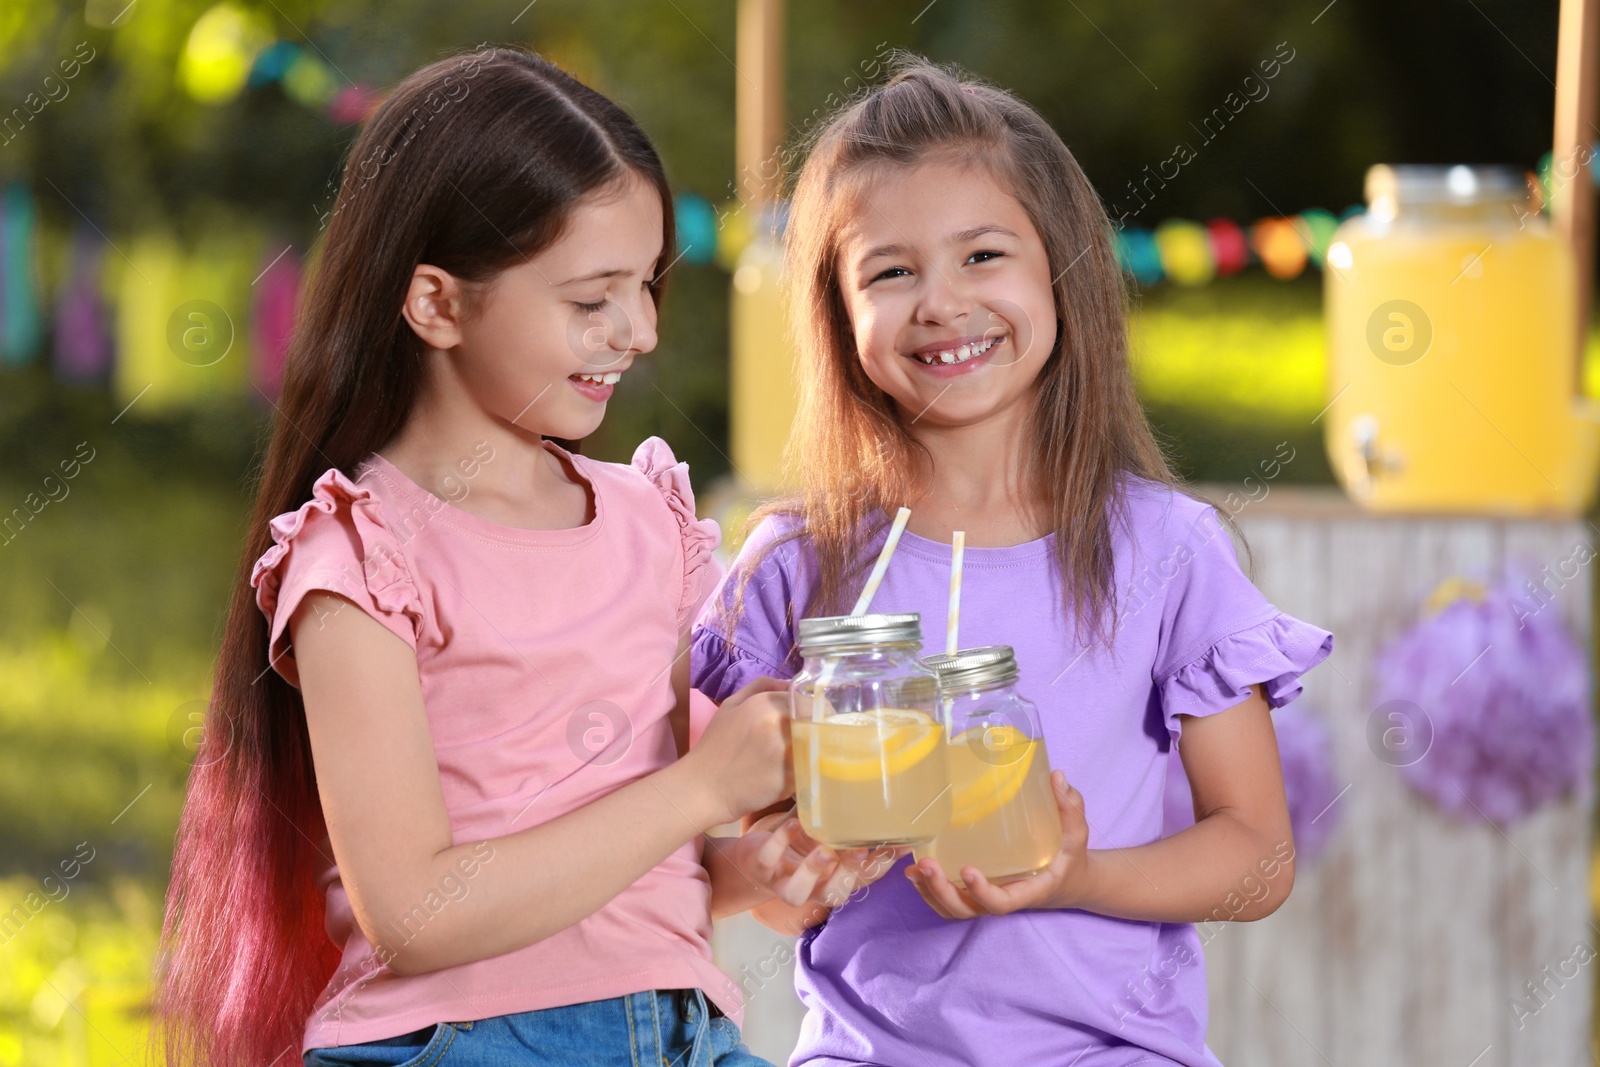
[406,172,665,442]
[835,157,1058,431]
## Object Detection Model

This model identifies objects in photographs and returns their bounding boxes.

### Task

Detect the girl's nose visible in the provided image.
[605,291,657,357]
[914,268,969,326]
[625,295,659,355]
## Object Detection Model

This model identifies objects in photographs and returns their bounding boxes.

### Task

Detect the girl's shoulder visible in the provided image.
[738,508,808,554]
[1112,471,1226,553]
[571,436,721,627]
[572,436,712,534]
[251,462,413,598]
[1114,469,1212,518]
[249,463,425,687]
[721,509,813,595]
[569,436,719,557]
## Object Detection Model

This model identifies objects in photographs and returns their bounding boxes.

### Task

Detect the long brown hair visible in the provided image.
[734,54,1239,651]
[154,47,675,1067]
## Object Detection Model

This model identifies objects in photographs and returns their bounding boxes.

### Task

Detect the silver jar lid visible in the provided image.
[797,613,922,655]
[923,645,1020,693]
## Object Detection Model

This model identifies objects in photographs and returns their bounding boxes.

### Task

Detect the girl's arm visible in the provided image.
[292,591,790,976]
[1059,683,1295,922]
[908,685,1296,923]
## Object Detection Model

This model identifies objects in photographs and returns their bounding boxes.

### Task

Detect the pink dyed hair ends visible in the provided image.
[155,731,340,1066]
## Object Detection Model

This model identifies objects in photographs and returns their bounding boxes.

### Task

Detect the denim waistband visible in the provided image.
[305,987,746,1067]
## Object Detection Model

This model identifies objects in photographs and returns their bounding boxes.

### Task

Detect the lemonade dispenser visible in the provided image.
[1323,164,1600,514]
[790,613,950,848]
[913,646,1061,887]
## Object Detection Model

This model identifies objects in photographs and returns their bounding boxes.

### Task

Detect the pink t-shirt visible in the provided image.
[249,436,740,1052]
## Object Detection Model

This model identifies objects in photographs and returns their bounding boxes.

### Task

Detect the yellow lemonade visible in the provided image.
[793,708,951,847]
[1323,166,1600,514]
[914,726,1060,886]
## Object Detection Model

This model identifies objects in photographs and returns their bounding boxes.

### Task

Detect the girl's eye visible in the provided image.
[967,249,1004,265]
[870,266,909,283]
[574,299,608,314]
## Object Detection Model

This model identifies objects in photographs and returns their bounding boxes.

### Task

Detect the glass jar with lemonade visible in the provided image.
[914,646,1060,887]
[790,614,950,848]
[1323,163,1600,513]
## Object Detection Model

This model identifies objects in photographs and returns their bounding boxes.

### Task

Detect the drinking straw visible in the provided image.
[813,507,913,710]
[946,530,965,656]
[851,507,912,616]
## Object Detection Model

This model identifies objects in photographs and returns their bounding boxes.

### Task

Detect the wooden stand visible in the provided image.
[1555,0,1600,400]
[1205,486,1594,1067]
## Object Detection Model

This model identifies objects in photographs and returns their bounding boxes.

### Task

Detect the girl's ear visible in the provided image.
[401,264,467,350]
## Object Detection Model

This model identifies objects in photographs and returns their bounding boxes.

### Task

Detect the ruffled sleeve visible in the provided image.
[689,514,809,703]
[249,467,425,688]
[1156,613,1334,727]
[631,437,723,632]
[1148,501,1334,741]
[690,628,793,703]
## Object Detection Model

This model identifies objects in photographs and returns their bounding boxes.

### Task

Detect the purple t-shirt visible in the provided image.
[689,475,1334,1067]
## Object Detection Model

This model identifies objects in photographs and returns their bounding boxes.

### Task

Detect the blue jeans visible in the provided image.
[303,988,774,1067]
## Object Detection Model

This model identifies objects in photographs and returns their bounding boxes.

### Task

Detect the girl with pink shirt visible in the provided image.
[153,48,830,1067]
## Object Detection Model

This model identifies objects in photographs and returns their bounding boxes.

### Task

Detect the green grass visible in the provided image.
[1129,275,1334,486]
[1133,276,1327,428]
[0,616,207,1066]
[0,380,244,1062]
[0,633,197,875]
[0,628,207,1065]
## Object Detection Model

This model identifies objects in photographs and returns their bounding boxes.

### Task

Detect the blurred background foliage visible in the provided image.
[0,0,1572,1061]
[0,0,1568,490]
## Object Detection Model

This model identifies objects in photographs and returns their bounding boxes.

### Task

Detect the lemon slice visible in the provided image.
[947,726,1036,828]
[812,708,940,782]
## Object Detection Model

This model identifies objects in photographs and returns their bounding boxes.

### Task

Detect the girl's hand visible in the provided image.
[689,677,792,826]
[736,810,908,911]
[906,770,1090,919]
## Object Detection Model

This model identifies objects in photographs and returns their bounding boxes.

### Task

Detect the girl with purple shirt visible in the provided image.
[691,56,1334,1067]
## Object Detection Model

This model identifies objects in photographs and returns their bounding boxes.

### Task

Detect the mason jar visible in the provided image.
[913,646,1060,886]
[790,613,949,847]
[1323,163,1600,514]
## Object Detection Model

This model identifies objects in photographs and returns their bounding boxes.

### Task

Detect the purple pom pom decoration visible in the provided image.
[1162,704,1343,864]
[1372,576,1593,827]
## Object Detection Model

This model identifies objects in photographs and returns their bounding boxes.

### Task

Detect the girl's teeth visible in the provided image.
[917,336,998,365]
[575,372,622,384]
